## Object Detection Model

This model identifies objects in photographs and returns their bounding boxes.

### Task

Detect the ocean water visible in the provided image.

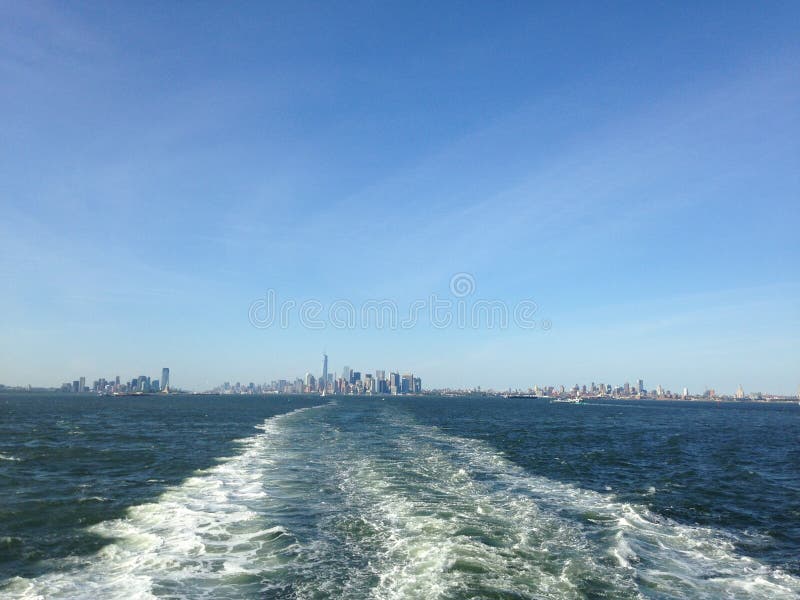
[1,395,798,599]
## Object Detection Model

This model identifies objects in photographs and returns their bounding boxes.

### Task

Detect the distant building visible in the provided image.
[389,372,400,395]
[161,368,170,391]
[305,372,316,391]
[375,370,387,393]
[79,376,86,393]
[321,354,328,391]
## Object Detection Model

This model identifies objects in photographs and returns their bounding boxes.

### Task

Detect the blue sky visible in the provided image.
[1,2,798,394]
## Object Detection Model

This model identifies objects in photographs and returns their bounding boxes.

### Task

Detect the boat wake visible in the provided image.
[3,403,798,599]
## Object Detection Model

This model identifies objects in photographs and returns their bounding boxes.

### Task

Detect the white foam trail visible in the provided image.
[0,453,21,461]
[329,413,639,599]
[395,417,800,599]
[2,406,322,600]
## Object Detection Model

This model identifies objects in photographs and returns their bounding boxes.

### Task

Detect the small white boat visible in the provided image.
[551,397,583,404]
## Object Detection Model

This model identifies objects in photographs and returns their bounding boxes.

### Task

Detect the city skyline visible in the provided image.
[3,354,796,399]
[1,3,798,395]
[51,368,172,395]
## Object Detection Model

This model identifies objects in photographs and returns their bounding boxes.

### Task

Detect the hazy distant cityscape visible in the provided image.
[53,368,172,395]
[1,354,798,402]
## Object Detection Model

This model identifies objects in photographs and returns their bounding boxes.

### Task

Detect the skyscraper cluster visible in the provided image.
[209,355,422,395]
[60,368,170,394]
[326,365,421,395]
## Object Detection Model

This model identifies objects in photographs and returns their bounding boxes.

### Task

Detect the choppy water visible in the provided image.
[1,395,798,598]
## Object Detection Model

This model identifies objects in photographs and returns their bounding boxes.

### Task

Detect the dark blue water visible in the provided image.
[1,395,798,598]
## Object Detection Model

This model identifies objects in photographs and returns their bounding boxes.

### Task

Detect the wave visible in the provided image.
[2,405,325,599]
[330,416,638,599]
[382,414,800,599]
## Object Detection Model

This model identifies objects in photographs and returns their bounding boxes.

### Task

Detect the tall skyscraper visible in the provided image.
[375,370,386,393]
[321,354,328,391]
[161,368,170,391]
[79,376,85,393]
[342,366,351,382]
[637,379,644,394]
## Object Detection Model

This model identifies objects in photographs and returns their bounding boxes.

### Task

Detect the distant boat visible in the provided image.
[551,397,583,404]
